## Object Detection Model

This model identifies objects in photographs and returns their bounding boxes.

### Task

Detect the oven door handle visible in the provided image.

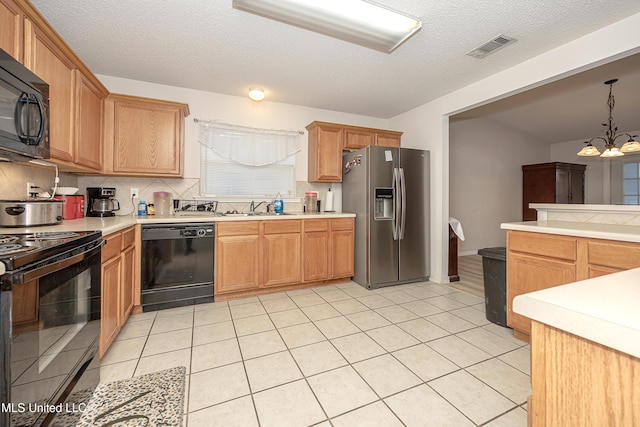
[21,243,101,283]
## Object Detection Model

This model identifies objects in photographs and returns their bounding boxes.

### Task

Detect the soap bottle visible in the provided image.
[138,200,147,216]
[274,192,284,214]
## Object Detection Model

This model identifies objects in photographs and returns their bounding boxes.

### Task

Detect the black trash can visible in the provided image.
[477,247,507,327]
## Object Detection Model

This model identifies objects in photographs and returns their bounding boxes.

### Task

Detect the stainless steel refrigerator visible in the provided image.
[342,145,430,289]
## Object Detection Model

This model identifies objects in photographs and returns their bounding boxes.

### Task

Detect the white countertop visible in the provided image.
[0,212,356,235]
[530,203,640,213]
[501,220,640,243]
[513,267,640,358]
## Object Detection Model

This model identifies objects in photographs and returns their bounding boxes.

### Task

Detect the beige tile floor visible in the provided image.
[100,281,530,426]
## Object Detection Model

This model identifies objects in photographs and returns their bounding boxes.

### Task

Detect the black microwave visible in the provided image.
[0,48,50,162]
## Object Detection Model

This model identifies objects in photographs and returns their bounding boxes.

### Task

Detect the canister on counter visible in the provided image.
[304,192,318,213]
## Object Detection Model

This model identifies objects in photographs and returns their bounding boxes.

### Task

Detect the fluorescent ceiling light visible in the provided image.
[232,0,422,53]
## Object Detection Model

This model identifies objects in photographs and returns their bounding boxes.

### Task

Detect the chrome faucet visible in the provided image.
[249,201,265,212]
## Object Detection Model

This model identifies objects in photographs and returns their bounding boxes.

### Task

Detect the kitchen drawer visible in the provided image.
[217,221,260,236]
[508,231,576,261]
[121,226,136,248]
[331,218,354,231]
[264,220,301,235]
[588,240,640,270]
[303,219,329,232]
[102,232,123,262]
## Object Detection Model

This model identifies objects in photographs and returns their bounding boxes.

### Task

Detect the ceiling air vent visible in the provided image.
[466,34,516,58]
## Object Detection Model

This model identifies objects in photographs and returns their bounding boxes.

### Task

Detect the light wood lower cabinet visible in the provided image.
[263,221,302,287]
[100,226,136,357]
[507,230,640,338]
[529,320,640,426]
[215,222,261,294]
[216,218,354,298]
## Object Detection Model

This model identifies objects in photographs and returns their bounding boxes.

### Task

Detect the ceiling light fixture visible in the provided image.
[232,0,422,53]
[248,87,265,101]
[577,79,640,158]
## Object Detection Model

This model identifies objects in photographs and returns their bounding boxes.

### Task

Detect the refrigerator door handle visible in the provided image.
[399,167,407,240]
[392,167,399,240]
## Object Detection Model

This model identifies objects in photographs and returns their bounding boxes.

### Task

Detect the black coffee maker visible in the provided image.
[86,187,120,217]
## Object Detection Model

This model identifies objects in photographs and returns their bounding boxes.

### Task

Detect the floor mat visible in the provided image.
[77,366,186,427]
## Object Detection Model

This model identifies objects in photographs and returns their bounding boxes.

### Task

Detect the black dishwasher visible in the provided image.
[141,223,214,312]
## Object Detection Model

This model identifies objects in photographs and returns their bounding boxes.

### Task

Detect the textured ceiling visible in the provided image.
[30,0,640,142]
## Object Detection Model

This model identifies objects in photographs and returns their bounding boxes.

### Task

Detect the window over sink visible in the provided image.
[198,120,300,197]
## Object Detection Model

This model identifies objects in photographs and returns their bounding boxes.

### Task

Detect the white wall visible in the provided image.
[96,75,390,183]
[389,12,640,283]
[449,118,550,255]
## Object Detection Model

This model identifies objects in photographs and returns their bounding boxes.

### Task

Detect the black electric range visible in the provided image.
[0,230,102,276]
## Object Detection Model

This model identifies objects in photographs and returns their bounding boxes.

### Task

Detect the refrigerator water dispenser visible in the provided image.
[374,188,394,220]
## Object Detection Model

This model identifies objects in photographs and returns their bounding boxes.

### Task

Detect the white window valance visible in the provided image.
[197,119,302,196]
[196,119,302,166]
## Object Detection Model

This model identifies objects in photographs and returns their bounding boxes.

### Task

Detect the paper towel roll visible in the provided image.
[324,188,334,212]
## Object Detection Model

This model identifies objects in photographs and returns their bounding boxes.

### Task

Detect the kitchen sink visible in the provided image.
[221,212,295,217]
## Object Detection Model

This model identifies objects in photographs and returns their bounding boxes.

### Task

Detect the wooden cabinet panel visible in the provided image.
[101,231,123,262]
[100,254,121,357]
[307,122,343,182]
[508,231,576,261]
[530,321,640,427]
[587,240,640,271]
[263,233,301,287]
[375,131,401,147]
[0,0,23,62]
[331,229,355,278]
[344,128,374,149]
[216,234,261,293]
[303,231,329,282]
[74,69,106,170]
[12,279,37,324]
[120,244,135,325]
[507,252,575,335]
[105,94,189,176]
[217,221,260,236]
[263,220,301,235]
[24,18,75,163]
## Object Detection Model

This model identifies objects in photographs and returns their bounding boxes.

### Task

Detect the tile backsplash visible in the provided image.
[0,162,78,199]
[0,162,341,215]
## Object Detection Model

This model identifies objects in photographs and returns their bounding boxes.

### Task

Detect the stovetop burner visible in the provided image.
[0,244,33,255]
[0,235,19,245]
[23,232,79,241]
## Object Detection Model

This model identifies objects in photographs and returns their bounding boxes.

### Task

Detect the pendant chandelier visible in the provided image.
[577,79,640,158]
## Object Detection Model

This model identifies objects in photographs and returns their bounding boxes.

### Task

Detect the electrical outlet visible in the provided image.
[27,182,35,197]
[130,188,139,198]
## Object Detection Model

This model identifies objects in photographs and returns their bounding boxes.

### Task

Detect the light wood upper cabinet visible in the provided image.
[0,0,23,62]
[24,18,75,163]
[306,121,403,182]
[344,127,374,150]
[74,69,107,170]
[103,94,190,177]
[307,122,344,182]
[375,130,401,147]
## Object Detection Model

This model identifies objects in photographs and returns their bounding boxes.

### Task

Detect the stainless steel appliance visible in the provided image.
[0,199,63,227]
[141,223,214,312]
[86,187,120,217]
[0,48,50,162]
[0,231,102,426]
[342,146,430,289]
